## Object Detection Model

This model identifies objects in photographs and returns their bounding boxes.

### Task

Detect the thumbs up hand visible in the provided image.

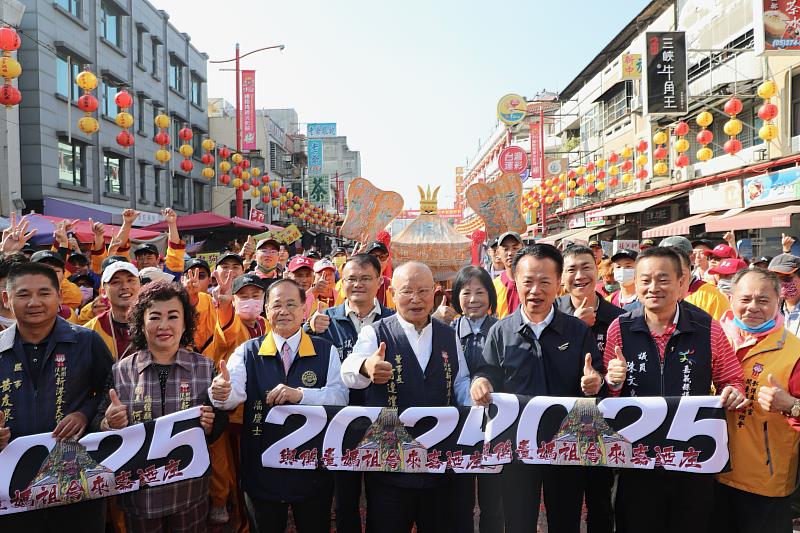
[581,353,602,396]
[758,373,795,413]
[782,233,796,253]
[606,346,627,388]
[211,360,233,402]
[0,411,10,451]
[362,342,393,384]
[575,296,596,327]
[309,301,331,334]
[104,388,128,430]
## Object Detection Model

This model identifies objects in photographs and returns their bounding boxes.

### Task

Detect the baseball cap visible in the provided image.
[768,254,800,274]
[487,237,498,248]
[133,242,159,256]
[752,255,773,266]
[20,244,35,255]
[184,258,210,275]
[690,239,713,249]
[498,232,522,246]
[232,273,266,294]
[217,251,244,266]
[101,261,139,284]
[313,258,336,273]
[256,237,280,251]
[288,255,315,272]
[101,255,128,271]
[68,273,93,286]
[709,258,748,276]
[587,240,601,248]
[659,236,693,256]
[640,238,655,247]
[139,266,175,284]
[365,241,389,255]
[30,250,65,268]
[332,247,347,256]
[67,253,89,265]
[704,244,736,259]
[610,249,638,263]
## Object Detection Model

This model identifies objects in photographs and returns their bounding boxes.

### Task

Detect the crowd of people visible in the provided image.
[0,206,799,533]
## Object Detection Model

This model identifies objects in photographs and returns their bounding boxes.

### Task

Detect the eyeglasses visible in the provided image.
[344,276,376,285]
[396,288,434,299]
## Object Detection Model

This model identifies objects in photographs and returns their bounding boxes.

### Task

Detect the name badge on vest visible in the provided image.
[301,370,317,387]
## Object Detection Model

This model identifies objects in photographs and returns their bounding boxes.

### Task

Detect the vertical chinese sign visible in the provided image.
[645,32,687,115]
[241,70,257,151]
[307,139,323,174]
[309,175,331,206]
[529,121,541,181]
[337,179,346,214]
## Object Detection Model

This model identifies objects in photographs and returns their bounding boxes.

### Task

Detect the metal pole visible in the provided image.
[235,43,243,218]
[539,108,547,237]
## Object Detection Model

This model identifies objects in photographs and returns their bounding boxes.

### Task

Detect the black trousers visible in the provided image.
[713,481,793,533]
[501,463,583,533]
[364,474,450,533]
[584,467,614,533]
[334,470,364,533]
[244,488,332,533]
[0,497,106,533]
[449,472,505,533]
[615,469,714,533]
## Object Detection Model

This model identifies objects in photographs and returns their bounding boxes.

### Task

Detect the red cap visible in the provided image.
[287,255,315,272]
[708,258,748,275]
[704,244,736,259]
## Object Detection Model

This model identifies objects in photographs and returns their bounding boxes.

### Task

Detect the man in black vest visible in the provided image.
[341,261,471,532]
[210,279,349,533]
[471,244,603,533]
[602,246,747,533]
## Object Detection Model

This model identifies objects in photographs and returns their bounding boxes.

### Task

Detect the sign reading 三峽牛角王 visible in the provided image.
[645,32,687,115]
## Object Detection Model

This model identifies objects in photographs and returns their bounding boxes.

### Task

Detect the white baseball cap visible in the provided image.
[139,266,174,284]
[101,261,140,284]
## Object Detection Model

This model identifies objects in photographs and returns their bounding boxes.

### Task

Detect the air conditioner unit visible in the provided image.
[671,165,698,182]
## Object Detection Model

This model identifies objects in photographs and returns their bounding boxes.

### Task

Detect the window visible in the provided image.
[100,2,122,48]
[172,174,186,207]
[56,54,81,101]
[190,76,202,106]
[192,129,203,156]
[137,94,147,132]
[101,79,118,116]
[136,27,144,65]
[173,120,184,150]
[169,56,184,92]
[602,82,632,128]
[104,154,125,195]
[154,167,162,203]
[55,0,81,17]
[151,39,160,76]
[153,106,162,137]
[58,138,85,186]
[193,182,205,212]
[139,162,147,201]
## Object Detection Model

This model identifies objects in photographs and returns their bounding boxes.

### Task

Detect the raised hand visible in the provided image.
[432,299,457,324]
[104,388,128,430]
[782,233,796,254]
[580,353,602,396]
[183,268,201,297]
[574,296,596,327]
[211,360,232,402]
[758,374,794,413]
[122,209,140,226]
[362,342,393,385]
[470,377,494,406]
[199,405,215,434]
[162,208,177,225]
[309,301,331,333]
[0,213,37,252]
[606,345,627,388]
[90,217,106,250]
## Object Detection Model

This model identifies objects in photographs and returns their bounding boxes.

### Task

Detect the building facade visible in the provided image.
[16,0,210,226]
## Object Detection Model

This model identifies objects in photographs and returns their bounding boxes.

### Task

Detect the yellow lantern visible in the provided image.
[558,172,567,182]
[544,178,553,187]
[155,149,170,163]
[219,161,231,173]
[0,57,21,79]
[759,123,778,141]
[115,112,133,129]
[696,111,713,128]
[653,161,669,175]
[576,186,586,196]
[251,189,260,198]
[287,208,294,215]
[567,179,576,189]
[757,80,778,100]
[621,172,633,184]
[154,114,170,129]
[696,146,713,161]
[621,146,633,159]
[231,153,243,164]
[532,200,540,208]
[636,155,648,166]
[179,144,194,158]
[232,178,243,188]
[609,165,620,176]
[723,118,743,137]
[558,192,567,200]
[201,138,215,152]
[261,185,270,194]
[78,116,99,134]
[251,167,261,177]
[241,171,250,180]
[576,166,586,176]
[287,191,294,198]
[674,138,690,153]
[653,130,668,145]
[596,158,607,168]
[271,199,279,207]
[280,195,287,202]
[201,167,215,179]
[586,173,596,183]
[596,181,606,192]
[76,70,98,91]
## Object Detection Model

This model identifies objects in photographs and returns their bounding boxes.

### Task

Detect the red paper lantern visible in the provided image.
[180,159,194,172]
[0,84,20,107]
[609,177,619,187]
[653,146,668,160]
[241,159,250,169]
[596,170,606,180]
[272,191,279,199]
[637,169,648,180]
[218,146,231,159]
[279,204,287,211]
[114,90,133,109]
[567,190,576,198]
[179,127,193,141]
[673,121,690,136]
[263,175,270,183]
[219,174,231,185]
[724,97,743,116]
[201,153,214,165]
[621,159,633,172]
[636,140,648,153]
[77,94,98,113]
[696,129,713,145]
[723,138,742,155]
[675,154,690,167]
[251,178,260,186]
[154,132,170,146]
[0,27,21,51]
[758,103,779,121]
[231,165,242,177]
[608,152,620,164]
[567,169,576,179]
[279,186,287,194]
[586,161,595,172]
[587,184,596,194]
[241,182,250,191]
[116,130,134,147]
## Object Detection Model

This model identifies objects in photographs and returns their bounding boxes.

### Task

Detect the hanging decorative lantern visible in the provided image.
[672,121,690,168]
[219,174,231,185]
[114,90,134,147]
[231,152,243,164]
[721,97,743,155]
[695,111,714,161]
[154,114,170,164]
[0,26,21,109]
[76,70,99,134]
[176,127,193,175]
[757,79,779,142]
[200,138,215,180]
[232,177,243,189]
[218,146,232,187]
[651,131,668,176]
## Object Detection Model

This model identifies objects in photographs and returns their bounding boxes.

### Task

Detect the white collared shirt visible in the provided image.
[520,305,555,339]
[210,328,348,411]
[466,316,487,335]
[340,314,472,406]
[344,298,382,334]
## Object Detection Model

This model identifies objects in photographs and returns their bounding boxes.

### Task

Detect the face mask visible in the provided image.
[235,298,263,321]
[613,268,635,284]
[733,316,776,334]
[0,315,14,328]
[332,256,346,268]
[781,280,800,300]
[79,286,94,306]
[717,278,732,295]
[604,282,620,294]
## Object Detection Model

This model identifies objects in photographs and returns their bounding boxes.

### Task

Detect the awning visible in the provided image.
[537,227,584,245]
[568,224,622,244]
[24,214,160,245]
[642,213,711,238]
[595,192,682,217]
[44,197,163,227]
[143,211,267,232]
[704,204,800,232]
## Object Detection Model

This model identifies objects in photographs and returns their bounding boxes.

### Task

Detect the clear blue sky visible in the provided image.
[152,0,651,208]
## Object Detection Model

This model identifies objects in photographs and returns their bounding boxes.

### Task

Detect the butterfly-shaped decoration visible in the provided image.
[340,178,404,244]
[465,173,527,241]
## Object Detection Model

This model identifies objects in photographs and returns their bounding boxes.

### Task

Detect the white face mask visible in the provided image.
[235,298,264,321]
[614,268,635,284]
[79,286,94,306]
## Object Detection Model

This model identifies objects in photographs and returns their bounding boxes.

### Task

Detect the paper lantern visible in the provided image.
[621,172,633,184]
[219,161,231,173]
[76,70,98,91]
[636,155,648,166]
[621,146,633,159]
[232,177,243,188]
[261,185,270,194]
[154,132,170,146]
[0,84,20,107]
[758,103,778,121]
[251,167,261,177]
[653,131,668,145]
[723,97,743,116]
[759,123,778,141]
[675,154,690,168]
[673,121,690,136]
[696,147,713,161]
[696,111,713,128]
[180,159,194,172]
[115,112,133,129]
[653,146,668,160]
[114,90,133,109]
[576,166,586,176]
[115,131,134,147]
[636,140,648,153]
[220,174,231,185]
[621,159,633,172]
[154,114,170,129]
[653,161,669,175]
[723,138,742,155]
[723,118,743,137]
[609,165,620,176]
[231,166,242,177]
[252,189,261,198]
[0,56,21,80]
[696,129,713,145]
[596,158,607,168]
[673,138,689,153]
[201,153,214,165]
[179,144,194,158]
[636,169,648,180]
[609,177,619,187]
[78,116,99,134]
[202,167,215,179]
[155,149,170,162]
[202,138,215,152]
[0,27,21,52]
[596,181,606,192]
[178,127,193,141]
[241,159,251,169]
[219,146,231,159]
[757,80,777,100]
[231,153,243,164]
[77,94,98,113]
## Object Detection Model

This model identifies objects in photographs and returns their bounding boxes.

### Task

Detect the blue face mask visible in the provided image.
[733,316,776,334]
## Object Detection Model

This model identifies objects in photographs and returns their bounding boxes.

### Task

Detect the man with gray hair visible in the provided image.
[660,236,730,320]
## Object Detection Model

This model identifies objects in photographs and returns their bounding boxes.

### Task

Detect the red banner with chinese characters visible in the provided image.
[241,70,257,151]
[249,208,265,223]
[529,120,542,181]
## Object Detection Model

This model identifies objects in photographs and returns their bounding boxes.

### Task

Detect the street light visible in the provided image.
[210,43,285,218]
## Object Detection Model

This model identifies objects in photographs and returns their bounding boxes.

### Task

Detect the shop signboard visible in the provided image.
[498,146,528,174]
[642,206,671,226]
[613,240,639,254]
[743,168,800,207]
[568,212,586,229]
[621,53,642,80]
[307,123,337,137]
[645,32,688,115]
[585,208,606,228]
[497,94,527,126]
[689,181,743,214]
[754,0,800,55]
[241,71,257,151]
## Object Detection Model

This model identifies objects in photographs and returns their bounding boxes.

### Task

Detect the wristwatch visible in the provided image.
[787,399,800,418]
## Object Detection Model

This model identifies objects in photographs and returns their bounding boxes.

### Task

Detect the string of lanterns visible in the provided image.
[0,26,22,108]
[178,127,194,173]
[76,70,99,135]
[154,114,170,163]
[757,80,779,142]
[218,146,232,185]
[114,90,134,147]
[201,139,215,180]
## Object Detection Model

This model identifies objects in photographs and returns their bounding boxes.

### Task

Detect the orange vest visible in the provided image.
[718,328,800,497]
